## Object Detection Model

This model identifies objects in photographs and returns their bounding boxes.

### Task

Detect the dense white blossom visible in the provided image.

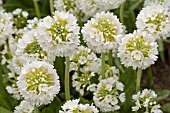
[37,11,80,57]
[144,0,170,8]
[96,0,126,11]
[59,99,99,113]
[17,61,60,106]
[117,30,158,70]
[93,77,125,112]
[70,46,101,95]
[54,0,80,16]
[14,100,34,113]
[15,30,55,65]
[0,10,13,46]
[82,12,125,53]
[136,4,170,39]
[12,8,29,30]
[132,89,162,113]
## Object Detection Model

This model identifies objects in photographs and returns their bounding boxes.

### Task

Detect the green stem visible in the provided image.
[136,68,142,93]
[33,0,41,18]
[65,57,70,100]
[120,2,125,24]
[147,67,153,88]
[108,50,113,66]
[49,0,54,15]
[101,53,105,79]
[33,106,39,113]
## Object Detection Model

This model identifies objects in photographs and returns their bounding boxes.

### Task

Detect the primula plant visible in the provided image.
[0,0,170,113]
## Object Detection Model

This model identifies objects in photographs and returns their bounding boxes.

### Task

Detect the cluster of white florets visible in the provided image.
[54,0,125,21]
[118,30,158,70]
[136,3,170,39]
[17,61,60,106]
[70,46,101,95]
[59,99,99,113]
[37,11,80,57]
[93,76,125,112]
[144,0,170,8]
[14,100,34,113]
[132,89,163,113]
[0,1,166,113]
[82,12,125,53]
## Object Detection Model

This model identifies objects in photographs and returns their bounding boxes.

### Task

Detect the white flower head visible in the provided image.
[37,11,80,57]
[136,4,170,39]
[17,61,60,106]
[132,89,162,113]
[117,30,158,70]
[93,77,125,112]
[0,10,13,46]
[15,30,55,65]
[14,100,34,113]
[71,46,100,95]
[144,0,170,9]
[82,12,125,53]
[59,99,99,113]
[12,8,29,30]
[54,0,80,16]
[96,0,126,11]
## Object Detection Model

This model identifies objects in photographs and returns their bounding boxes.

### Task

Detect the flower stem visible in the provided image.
[120,2,125,24]
[49,0,54,15]
[33,106,39,113]
[33,0,41,18]
[65,56,70,100]
[136,68,142,93]
[101,53,105,79]
[108,50,113,66]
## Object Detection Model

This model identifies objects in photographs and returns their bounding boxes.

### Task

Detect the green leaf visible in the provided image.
[42,108,53,113]
[54,57,65,90]
[155,89,170,102]
[120,68,136,90]
[0,107,13,113]
[161,103,170,112]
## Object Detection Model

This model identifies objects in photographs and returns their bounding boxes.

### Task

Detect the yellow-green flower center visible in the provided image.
[25,68,54,92]
[73,108,94,113]
[13,14,27,29]
[126,36,152,57]
[76,72,92,89]
[98,83,117,100]
[47,18,72,43]
[24,40,47,59]
[146,13,167,31]
[93,17,117,42]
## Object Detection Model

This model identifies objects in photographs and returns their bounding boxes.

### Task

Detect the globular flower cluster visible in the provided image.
[14,100,34,113]
[17,61,60,106]
[12,8,29,30]
[54,0,80,16]
[37,11,80,57]
[93,76,125,112]
[136,3,170,39]
[118,30,158,70]
[70,46,101,95]
[82,12,125,53]
[0,10,13,46]
[96,0,126,11]
[54,0,125,22]
[132,89,163,113]
[15,30,55,65]
[144,0,170,8]
[59,99,99,113]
